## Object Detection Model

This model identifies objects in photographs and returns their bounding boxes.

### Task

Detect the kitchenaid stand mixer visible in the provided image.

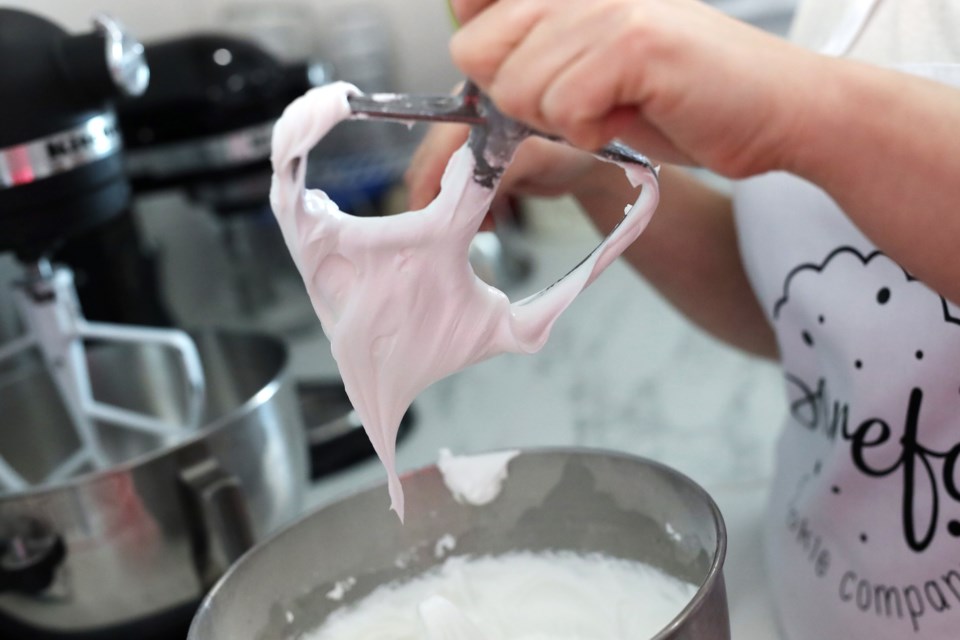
[116,35,419,478]
[0,10,205,492]
[118,33,321,331]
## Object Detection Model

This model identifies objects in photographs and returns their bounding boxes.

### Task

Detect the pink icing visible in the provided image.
[270,82,659,521]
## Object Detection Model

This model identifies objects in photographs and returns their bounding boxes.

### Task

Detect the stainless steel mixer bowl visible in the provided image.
[189,449,729,640]
[0,329,307,637]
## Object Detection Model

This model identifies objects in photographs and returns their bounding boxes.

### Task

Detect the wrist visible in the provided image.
[718,42,839,178]
[777,51,854,179]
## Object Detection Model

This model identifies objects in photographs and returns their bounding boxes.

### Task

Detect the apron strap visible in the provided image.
[819,0,882,57]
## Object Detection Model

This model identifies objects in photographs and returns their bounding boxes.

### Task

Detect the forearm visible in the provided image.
[574,164,778,359]
[787,56,960,304]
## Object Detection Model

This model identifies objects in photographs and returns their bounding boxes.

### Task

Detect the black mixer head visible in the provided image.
[118,34,315,214]
[0,10,149,261]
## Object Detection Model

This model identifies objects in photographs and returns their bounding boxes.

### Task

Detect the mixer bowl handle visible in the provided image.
[179,452,257,588]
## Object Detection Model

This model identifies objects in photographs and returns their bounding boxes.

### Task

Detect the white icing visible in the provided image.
[419,595,488,640]
[326,577,357,602]
[301,552,696,640]
[437,449,519,506]
[434,534,457,558]
[395,548,417,569]
[270,83,659,521]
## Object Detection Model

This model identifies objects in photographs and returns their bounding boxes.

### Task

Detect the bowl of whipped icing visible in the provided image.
[188,448,729,640]
[189,83,727,640]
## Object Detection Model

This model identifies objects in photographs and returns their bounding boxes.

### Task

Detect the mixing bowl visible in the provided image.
[0,329,307,639]
[189,448,729,640]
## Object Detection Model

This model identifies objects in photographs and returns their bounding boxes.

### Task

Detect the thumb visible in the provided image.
[405,123,470,209]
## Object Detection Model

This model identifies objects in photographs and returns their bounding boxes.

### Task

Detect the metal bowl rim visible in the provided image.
[188,445,727,640]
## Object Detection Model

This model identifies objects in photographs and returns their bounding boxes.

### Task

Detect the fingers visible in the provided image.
[484,2,620,134]
[449,0,497,24]
[449,0,550,88]
[535,32,690,162]
[449,0,681,157]
[536,27,633,149]
[502,137,582,193]
[404,123,470,210]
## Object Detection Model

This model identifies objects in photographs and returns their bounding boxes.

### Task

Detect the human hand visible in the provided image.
[448,0,819,178]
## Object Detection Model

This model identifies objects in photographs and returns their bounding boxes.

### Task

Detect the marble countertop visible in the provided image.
[286,196,787,639]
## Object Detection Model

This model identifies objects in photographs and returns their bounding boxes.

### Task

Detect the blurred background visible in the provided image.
[4,0,798,93]
[0,0,800,341]
[0,2,797,638]
[0,0,802,531]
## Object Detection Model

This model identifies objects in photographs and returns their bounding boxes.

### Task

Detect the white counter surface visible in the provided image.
[291,197,787,639]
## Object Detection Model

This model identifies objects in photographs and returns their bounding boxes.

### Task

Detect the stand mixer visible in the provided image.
[118,33,320,330]
[0,13,308,638]
[0,10,204,491]
[115,32,416,478]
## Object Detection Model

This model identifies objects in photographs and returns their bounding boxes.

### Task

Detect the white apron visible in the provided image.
[733,1,960,638]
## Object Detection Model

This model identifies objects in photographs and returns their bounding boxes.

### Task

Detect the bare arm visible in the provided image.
[785,57,960,303]
[407,122,777,358]
[574,164,777,358]
[449,0,960,305]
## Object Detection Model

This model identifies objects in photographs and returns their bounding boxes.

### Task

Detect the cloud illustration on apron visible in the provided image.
[774,246,960,553]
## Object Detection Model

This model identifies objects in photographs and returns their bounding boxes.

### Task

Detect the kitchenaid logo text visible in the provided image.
[45,121,119,159]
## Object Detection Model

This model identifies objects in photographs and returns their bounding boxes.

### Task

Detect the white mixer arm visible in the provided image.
[0,264,207,492]
[78,320,206,432]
